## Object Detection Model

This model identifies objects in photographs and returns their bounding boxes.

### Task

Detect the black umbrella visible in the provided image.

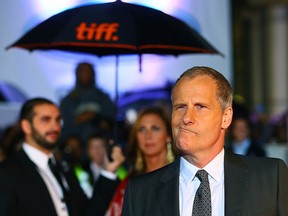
[6,0,221,139]
[7,0,221,93]
[7,1,220,56]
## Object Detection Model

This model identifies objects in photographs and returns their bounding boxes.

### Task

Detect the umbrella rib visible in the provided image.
[13,42,138,50]
[13,43,217,54]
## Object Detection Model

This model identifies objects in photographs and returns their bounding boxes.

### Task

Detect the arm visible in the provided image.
[86,175,119,216]
[86,146,125,216]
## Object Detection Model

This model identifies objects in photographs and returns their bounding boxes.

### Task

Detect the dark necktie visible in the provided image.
[192,170,211,216]
[48,157,71,208]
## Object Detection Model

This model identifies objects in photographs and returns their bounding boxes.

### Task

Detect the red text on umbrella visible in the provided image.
[76,22,119,41]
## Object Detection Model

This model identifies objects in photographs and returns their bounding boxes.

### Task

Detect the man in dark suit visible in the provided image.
[122,66,288,216]
[226,116,266,157]
[0,97,124,216]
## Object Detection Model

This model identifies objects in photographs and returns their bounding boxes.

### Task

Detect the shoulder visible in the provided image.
[247,140,266,156]
[0,153,21,170]
[0,153,25,183]
[59,92,74,104]
[93,88,111,98]
[247,156,287,175]
[128,158,180,187]
[225,149,288,174]
[236,152,284,165]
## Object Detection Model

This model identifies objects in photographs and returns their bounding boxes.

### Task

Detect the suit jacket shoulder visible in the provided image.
[224,149,288,216]
[122,158,181,216]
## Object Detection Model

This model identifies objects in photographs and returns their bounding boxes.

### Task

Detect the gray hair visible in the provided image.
[171,66,233,111]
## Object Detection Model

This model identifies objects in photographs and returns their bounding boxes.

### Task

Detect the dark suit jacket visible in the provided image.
[0,149,118,216]
[122,150,288,216]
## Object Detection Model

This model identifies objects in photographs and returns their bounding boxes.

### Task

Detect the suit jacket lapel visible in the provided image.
[157,158,181,216]
[224,150,249,215]
[17,149,58,215]
[150,151,250,216]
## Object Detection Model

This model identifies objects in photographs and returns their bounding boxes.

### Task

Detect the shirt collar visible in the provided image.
[205,149,224,182]
[180,148,224,184]
[23,143,53,170]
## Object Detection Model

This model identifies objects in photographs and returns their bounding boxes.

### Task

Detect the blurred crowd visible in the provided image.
[230,98,288,146]
[0,62,179,216]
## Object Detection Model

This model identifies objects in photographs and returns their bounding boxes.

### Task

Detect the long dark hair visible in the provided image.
[126,106,177,175]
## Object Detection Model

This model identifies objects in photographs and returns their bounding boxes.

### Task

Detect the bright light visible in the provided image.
[34,0,78,19]
[125,108,138,124]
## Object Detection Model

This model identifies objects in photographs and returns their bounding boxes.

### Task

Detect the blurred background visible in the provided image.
[0,0,287,160]
[0,0,231,126]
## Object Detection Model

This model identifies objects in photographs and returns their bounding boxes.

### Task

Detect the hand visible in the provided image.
[103,146,125,173]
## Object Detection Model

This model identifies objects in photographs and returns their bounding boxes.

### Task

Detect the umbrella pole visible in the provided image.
[113,55,119,145]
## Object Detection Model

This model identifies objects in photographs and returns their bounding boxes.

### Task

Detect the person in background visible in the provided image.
[105,106,177,216]
[83,133,127,187]
[60,135,84,165]
[59,62,115,145]
[0,97,124,216]
[59,134,93,198]
[226,116,266,157]
[83,133,111,186]
[122,66,288,216]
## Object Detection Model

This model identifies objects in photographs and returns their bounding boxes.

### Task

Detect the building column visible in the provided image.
[267,5,288,116]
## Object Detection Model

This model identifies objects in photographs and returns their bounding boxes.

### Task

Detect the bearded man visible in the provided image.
[0,97,124,216]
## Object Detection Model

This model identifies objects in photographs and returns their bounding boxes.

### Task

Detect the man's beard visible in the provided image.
[31,126,58,151]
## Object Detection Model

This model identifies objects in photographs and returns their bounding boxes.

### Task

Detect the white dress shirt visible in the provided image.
[23,143,69,216]
[90,162,117,182]
[179,149,225,216]
[232,138,251,155]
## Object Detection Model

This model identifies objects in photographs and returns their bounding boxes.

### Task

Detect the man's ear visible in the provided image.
[222,107,233,129]
[21,119,31,135]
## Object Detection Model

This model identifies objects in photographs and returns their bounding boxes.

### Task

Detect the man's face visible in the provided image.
[87,138,107,165]
[171,76,231,159]
[232,119,250,143]
[77,64,94,87]
[24,104,62,153]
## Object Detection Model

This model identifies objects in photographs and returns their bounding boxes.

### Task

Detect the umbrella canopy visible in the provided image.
[6,0,220,57]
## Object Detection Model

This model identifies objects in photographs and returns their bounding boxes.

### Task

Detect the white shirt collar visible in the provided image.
[23,143,53,170]
[180,148,224,184]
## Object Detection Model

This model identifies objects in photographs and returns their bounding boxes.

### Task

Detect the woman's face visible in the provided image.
[136,113,170,157]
